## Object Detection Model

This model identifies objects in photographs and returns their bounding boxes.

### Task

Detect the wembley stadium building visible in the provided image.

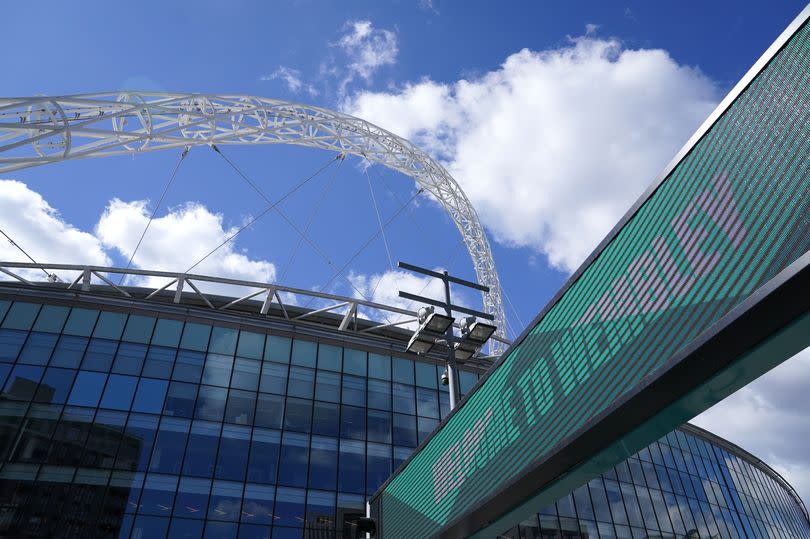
[0,274,807,539]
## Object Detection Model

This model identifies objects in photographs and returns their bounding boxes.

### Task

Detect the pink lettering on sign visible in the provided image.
[432,409,493,504]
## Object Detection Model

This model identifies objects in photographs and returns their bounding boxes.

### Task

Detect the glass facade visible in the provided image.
[0,294,806,538]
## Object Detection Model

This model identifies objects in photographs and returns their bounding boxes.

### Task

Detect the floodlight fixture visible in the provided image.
[454,317,498,361]
[406,308,455,355]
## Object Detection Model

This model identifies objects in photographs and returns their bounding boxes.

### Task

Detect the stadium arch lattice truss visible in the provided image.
[0,92,506,354]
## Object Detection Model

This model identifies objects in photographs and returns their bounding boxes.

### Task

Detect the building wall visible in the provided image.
[0,293,806,539]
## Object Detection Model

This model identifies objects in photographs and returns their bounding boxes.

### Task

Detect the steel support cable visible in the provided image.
[0,227,54,280]
[119,146,189,284]
[502,286,526,338]
[209,146,374,303]
[364,165,394,272]
[183,153,340,275]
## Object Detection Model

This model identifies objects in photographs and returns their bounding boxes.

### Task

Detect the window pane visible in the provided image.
[142,346,176,379]
[93,312,126,340]
[312,401,339,437]
[49,335,88,368]
[255,393,284,429]
[67,371,107,407]
[247,428,280,485]
[203,353,234,387]
[278,432,309,487]
[224,389,255,425]
[164,381,198,418]
[415,362,438,389]
[284,398,312,432]
[340,405,365,441]
[342,348,366,376]
[81,338,118,372]
[208,480,243,522]
[392,357,414,384]
[341,375,365,406]
[338,440,365,494]
[417,417,438,444]
[122,315,156,343]
[367,410,392,444]
[264,335,291,363]
[2,302,41,330]
[117,413,159,472]
[317,344,341,371]
[416,387,439,419]
[242,484,276,526]
[392,413,417,447]
[100,374,138,411]
[393,446,412,470]
[217,425,250,481]
[149,417,190,474]
[35,367,76,404]
[183,420,221,477]
[275,487,306,529]
[132,378,168,414]
[291,339,316,367]
[152,319,183,348]
[174,476,211,519]
[259,362,287,395]
[131,514,169,538]
[309,436,338,490]
[112,342,147,376]
[0,329,26,362]
[287,366,314,399]
[314,370,340,403]
[231,357,260,391]
[32,305,69,333]
[3,364,44,400]
[368,379,391,411]
[306,489,336,532]
[195,385,228,422]
[173,349,205,383]
[459,370,478,394]
[63,308,99,336]
[236,330,264,359]
[367,442,391,495]
[392,383,415,415]
[368,353,391,380]
[209,326,237,355]
[18,332,58,365]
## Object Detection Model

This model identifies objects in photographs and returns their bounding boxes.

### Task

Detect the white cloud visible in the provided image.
[337,20,398,87]
[260,66,318,97]
[585,23,600,35]
[693,347,810,504]
[96,199,276,295]
[345,36,719,272]
[0,180,111,281]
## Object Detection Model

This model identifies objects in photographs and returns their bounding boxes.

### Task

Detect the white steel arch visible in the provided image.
[0,92,506,353]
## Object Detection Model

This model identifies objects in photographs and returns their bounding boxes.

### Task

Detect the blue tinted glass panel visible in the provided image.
[149,417,190,474]
[31,305,69,333]
[181,322,213,352]
[338,440,365,494]
[0,301,9,324]
[275,487,306,529]
[340,405,365,441]
[341,375,365,406]
[2,302,40,330]
[343,348,366,376]
[195,385,227,422]
[131,514,169,538]
[368,409,392,444]
[18,332,57,365]
[152,319,183,348]
[369,353,391,380]
[132,377,168,414]
[309,436,338,490]
[416,387,440,419]
[112,342,147,376]
[392,413,417,447]
[81,338,118,371]
[236,330,264,359]
[0,329,27,362]
[63,308,98,336]
[392,383,415,415]
[67,371,107,407]
[92,311,126,339]
[278,432,309,487]
[306,489,336,531]
[415,361,438,389]
[264,335,291,363]
[459,370,478,394]
[317,343,341,371]
[142,346,175,379]
[247,428,280,485]
[35,367,76,404]
[259,362,287,395]
[173,349,205,383]
[164,381,198,418]
[287,366,314,399]
[417,416,437,444]
[291,339,316,367]
[242,484,276,526]
[3,364,44,400]
[312,401,339,437]
[367,442,392,494]
[203,353,234,387]
[208,480,243,522]
[116,414,158,471]
[224,389,255,425]
[183,420,221,478]
[284,397,311,432]
[140,473,178,516]
[100,374,138,410]
[209,326,237,355]
[392,357,414,384]
[0,363,10,391]
[122,314,156,343]
[314,370,340,403]
[255,393,284,430]
[231,357,260,391]
[393,446,412,470]
[173,476,211,520]
[49,335,88,368]
[216,424,251,481]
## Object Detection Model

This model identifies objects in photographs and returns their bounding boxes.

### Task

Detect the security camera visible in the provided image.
[440,369,449,386]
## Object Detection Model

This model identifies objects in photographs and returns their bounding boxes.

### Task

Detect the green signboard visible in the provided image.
[373,9,810,538]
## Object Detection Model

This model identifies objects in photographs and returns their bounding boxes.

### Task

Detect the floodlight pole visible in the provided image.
[398,261,493,410]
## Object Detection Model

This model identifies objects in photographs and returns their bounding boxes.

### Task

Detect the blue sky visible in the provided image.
[2,0,809,500]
